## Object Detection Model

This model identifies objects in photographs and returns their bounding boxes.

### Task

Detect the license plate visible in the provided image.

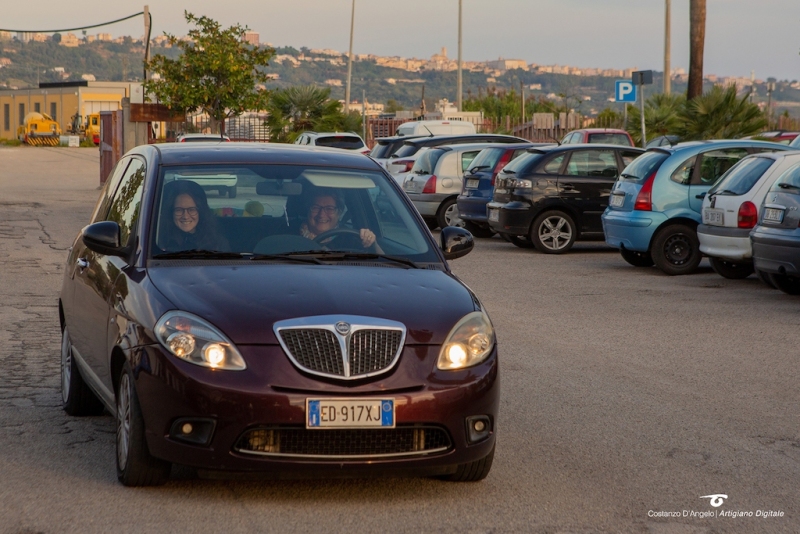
[466,179,479,189]
[488,209,499,222]
[610,193,625,208]
[306,398,394,429]
[403,180,415,191]
[763,207,784,222]
[703,208,724,225]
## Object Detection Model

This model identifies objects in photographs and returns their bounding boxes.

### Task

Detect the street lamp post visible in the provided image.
[344,0,355,114]
[457,0,462,112]
[664,0,671,94]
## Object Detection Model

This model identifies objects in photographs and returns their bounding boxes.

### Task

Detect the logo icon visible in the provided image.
[335,321,351,335]
[615,81,637,102]
[701,494,728,507]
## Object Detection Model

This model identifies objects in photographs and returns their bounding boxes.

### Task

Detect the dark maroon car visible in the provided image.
[59,142,498,486]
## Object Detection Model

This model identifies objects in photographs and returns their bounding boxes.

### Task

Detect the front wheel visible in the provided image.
[651,224,702,275]
[116,363,171,486]
[439,445,495,482]
[530,211,576,254]
[436,198,465,229]
[620,248,654,267]
[768,273,800,295]
[709,257,754,279]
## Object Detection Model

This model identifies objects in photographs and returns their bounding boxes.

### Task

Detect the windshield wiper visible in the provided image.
[620,173,640,180]
[778,182,800,190]
[500,169,516,175]
[470,165,490,173]
[153,249,246,259]
[295,251,421,269]
[248,253,324,264]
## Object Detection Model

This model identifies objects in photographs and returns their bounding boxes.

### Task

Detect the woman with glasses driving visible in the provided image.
[159,180,228,252]
[300,192,376,249]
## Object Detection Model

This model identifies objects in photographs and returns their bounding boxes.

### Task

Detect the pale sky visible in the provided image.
[4,1,800,81]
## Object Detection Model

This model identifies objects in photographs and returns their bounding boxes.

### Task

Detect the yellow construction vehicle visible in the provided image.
[85,113,100,145]
[17,112,61,146]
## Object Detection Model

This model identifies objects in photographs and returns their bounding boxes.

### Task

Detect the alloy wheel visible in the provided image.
[117,373,132,471]
[537,215,573,251]
[443,202,464,228]
[60,328,71,404]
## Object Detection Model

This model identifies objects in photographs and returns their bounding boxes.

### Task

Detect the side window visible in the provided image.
[440,152,459,177]
[461,151,480,172]
[620,150,642,167]
[542,154,566,174]
[565,150,618,177]
[694,148,749,185]
[91,158,131,223]
[106,158,146,247]
[511,149,528,160]
[670,156,696,185]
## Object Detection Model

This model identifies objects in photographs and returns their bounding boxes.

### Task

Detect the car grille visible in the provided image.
[234,426,452,459]
[275,317,406,380]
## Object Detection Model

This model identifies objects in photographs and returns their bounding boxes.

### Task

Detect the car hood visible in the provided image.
[147,263,477,345]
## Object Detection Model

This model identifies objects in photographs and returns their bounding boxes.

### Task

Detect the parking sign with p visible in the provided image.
[615,81,636,103]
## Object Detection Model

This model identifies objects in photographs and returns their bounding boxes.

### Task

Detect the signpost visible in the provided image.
[615,81,636,130]
[631,70,653,148]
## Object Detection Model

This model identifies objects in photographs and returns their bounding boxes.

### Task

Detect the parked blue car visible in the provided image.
[602,140,791,275]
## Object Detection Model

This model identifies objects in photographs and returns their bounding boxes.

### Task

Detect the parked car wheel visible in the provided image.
[116,363,171,486]
[709,257,754,279]
[228,185,237,198]
[423,217,438,231]
[464,221,495,238]
[768,273,800,295]
[755,269,778,289]
[619,248,655,267]
[531,211,576,254]
[61,326,105,416]
[439,445,495,482]
[436,198,465,229]
[652,224,702,275]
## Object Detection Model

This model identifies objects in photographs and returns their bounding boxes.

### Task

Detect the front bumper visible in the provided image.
[751,227,800,276]
[602,209,664,252]
[486,201,533,236]
[697,224,752,261]
[133,343,499,476]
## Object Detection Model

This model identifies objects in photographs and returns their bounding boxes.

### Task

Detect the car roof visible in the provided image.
[305,132,364,139]
[527,143,645,154]
[140,142,381,169]
[375,135,427,144]
[647,139,791,155]
[572,128,629,134]
[432,142,538,152]
[401,134,528,146]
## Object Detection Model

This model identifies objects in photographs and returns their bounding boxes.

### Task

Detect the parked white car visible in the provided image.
[294,132,370,155]
[402,143,493,229]
[698,151,800,280]
[395,119,476,137]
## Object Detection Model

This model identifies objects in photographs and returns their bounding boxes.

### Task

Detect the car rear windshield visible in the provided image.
[315,136,364,149]
[392,143,423,158]
[468,147,505,173]
[370,142,393,158]
[619,150,669,182]
[769,161,800,194]
[499,151,545,175]
[587,133,631,146]
[411,149,446,175]
[709,157,774,196]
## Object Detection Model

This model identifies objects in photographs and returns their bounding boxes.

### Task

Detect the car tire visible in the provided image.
[423,217,439,231]
[505,235,535,248]
[116,363,171,486]
[464,221,495,238]
[651,224,702,275]
[530,211,576,254]
[436,198,465,229]
[228,185,237,198]
[755,269,777,289]
[709,257,754,279]
[61,325,105,416]
[620,248,655,267]
[439,444,495,482]
[768,273,800,295]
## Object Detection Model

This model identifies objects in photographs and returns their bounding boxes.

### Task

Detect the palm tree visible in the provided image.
[678,85,767,140]
[266,86,361,143]
[687,0,706,100]
[625,93,686,145]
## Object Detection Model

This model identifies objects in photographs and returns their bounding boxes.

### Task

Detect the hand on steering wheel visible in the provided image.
[314,228,376,249]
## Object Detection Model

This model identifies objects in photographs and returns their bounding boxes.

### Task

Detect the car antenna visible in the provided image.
[548,134,561,146]
[423,125,434,137]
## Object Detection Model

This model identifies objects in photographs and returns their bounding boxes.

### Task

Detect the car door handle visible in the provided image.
[76,258,89,270]
[561,183,575,191]
[695,193,707,199]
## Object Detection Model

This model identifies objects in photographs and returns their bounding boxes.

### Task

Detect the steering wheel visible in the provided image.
[314,228,372,250]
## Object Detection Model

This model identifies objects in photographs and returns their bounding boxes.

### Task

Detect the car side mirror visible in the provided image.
[81,221,127,257]
[695,192,707,199]
[440,226,474,260]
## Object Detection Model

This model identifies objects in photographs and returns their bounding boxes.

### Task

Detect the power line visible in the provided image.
[0,12,144,34]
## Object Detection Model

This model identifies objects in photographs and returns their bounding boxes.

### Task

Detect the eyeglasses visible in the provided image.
[173,207,199,217]
[309,205,338,216]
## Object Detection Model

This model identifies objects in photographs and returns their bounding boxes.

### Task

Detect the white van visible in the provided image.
[395,120,476,137]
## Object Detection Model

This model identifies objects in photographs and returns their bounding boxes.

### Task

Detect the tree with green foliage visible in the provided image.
[677,85,766,140]
[625,93,686,145]
[463,88,559,122]
[265,85,361,143]
[385,99,404,113]
[143,12,274,134]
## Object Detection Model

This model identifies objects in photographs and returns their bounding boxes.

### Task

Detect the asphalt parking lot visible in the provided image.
[0,146,798,534]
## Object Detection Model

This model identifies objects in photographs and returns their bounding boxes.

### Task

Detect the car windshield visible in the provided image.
[587,133,630,146]
[619,150,669,182]
[315,136,364,149]
[708,157,775,196]
[151,164,437,262]
[468,147,504,173]
[411,149,446,175]
[769,161,800,194]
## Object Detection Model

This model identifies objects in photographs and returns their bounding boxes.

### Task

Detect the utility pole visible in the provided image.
[521,81,525,123]
[362,89,366,141]
[344,0,355,114]
[143,5,150,81]
[663,0,671,94]
[766,82,775,129]
[457,0,463,111]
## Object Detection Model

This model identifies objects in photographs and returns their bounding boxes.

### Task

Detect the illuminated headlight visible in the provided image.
[512,179,533,189]
[437,311,495,370]
[155,311,246,370]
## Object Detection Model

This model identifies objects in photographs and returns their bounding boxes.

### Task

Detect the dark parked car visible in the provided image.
[751,160,800,294]
[456,143,543,237]
[369,134,426,169]
[487,144,644,253]
[59,142,498,485]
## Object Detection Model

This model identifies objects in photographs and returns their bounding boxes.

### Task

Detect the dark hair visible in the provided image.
[305,189,344,212]
[159,180,225,251]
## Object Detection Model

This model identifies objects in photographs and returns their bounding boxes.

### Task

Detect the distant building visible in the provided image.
[81,74,96,82]
[0,58,12,67]
[97,33,113,41]
[485,58,528,72]
[242,31,259,46]
[0,31,12,42]
[85,35,96,43]
[31,33,49,43]
[60,33,80,47]
[324,79,342,87]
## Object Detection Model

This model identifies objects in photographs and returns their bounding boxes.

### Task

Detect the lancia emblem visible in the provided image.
[335,322,351,335]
